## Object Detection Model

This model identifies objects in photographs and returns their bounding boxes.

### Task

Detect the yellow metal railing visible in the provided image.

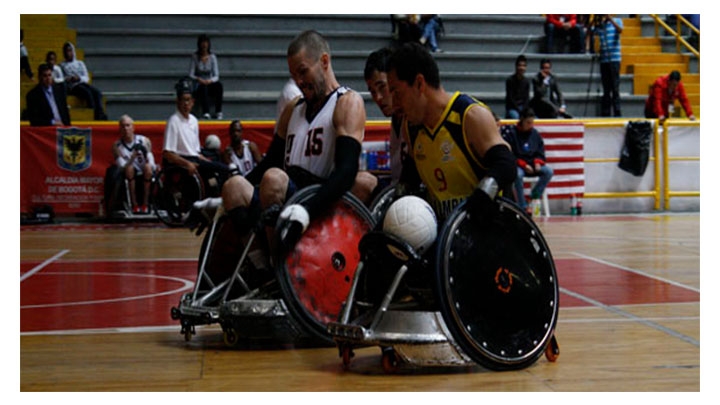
[662,119,701,209]
[649,14,700,60]
[583,119,663,210]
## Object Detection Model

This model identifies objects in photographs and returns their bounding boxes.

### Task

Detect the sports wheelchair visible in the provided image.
[104,165,156,220]
[170,185,376,346]
[151,162,225,227]
[328,191,560,372]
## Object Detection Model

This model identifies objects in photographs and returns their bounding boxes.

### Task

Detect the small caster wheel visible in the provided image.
[381,347,398,373]
[223,327,239,347]
[545,335,560,362]
[341,345,354,369]
[183,324,195,342]
[170,307,180,320]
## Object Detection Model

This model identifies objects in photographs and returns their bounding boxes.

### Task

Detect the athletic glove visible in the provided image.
[277,204,310,250]
[465,177,500,225]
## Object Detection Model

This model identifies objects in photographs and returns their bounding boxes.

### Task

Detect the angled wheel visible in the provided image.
[434,198,559,371]
[275,185,376,344]
[152,166,204,227]
[369,185,396,225]
[381,347,399,373]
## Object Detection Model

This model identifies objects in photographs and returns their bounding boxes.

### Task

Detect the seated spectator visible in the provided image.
[189,34,224,120]
[60,41,108,120]
[419,14,444,53]
[25,63,71,126]
[644,70,696,122]
[505,54,530,119]
[20,29,33,79]
[391,14,422,44]
[45,50,65,86]
[530,58,572,119]
[111,114,156,214]
[222,120,262,176]
[544,14,584,53]
[503,108,554,214]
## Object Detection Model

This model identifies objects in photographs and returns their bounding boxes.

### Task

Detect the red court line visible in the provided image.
[555,258,699,308]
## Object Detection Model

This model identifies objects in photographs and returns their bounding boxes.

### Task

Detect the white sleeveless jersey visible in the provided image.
[114,135,155,171]
[284,87,354,179]
[229,140,256,176]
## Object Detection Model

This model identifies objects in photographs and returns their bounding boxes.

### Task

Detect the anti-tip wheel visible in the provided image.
[341,344,354,369]
[545,335,560,362]
[223,327,239,347]
[381,347,399,374]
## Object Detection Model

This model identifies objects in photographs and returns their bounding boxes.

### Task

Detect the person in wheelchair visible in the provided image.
[192,30,377,253]
[386,42,517,226]
[162,78,231,197]
[106,114,156,215]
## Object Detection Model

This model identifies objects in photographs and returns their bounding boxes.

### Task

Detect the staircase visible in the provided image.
[20,14,97,122]
[620,16,699,118]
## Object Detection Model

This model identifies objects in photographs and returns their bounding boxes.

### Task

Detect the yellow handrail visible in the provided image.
[649,14,699,59]
[662,119,701,209]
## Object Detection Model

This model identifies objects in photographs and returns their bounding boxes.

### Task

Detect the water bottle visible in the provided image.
[570,194,578,216]
[576,197,583,216]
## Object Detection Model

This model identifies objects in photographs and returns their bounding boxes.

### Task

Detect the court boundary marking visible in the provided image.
[20,249,69,282]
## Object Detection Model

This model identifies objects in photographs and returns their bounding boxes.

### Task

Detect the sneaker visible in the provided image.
[140,205,149,214]
[215,112,223,120]
[202,113,211,120]
[132,205,141,214]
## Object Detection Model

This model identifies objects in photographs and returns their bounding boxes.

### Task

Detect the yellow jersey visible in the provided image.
[406,92,491,221]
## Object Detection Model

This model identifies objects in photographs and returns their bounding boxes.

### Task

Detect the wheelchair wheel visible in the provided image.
[434,198,559,371]
[275,185,376,344]
[151,166,204,227]
[369,185,396,225]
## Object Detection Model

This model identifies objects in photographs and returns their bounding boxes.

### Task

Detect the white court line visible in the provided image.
[559,286,700,347]
[560,316,699,324]
[570,251,700,293]
[20,272,194,309]
[20,249,70,282]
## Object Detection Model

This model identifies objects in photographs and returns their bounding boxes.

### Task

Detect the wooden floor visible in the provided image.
[19,214,703,393]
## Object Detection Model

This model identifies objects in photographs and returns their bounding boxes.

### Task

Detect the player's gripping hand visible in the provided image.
[277,204,310,250]
[465,177,500,225]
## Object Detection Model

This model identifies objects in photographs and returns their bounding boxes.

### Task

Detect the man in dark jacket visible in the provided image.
[505,54,530,119]
[503,108,553,212]
[530,58,571,119]
[25,63,71,126]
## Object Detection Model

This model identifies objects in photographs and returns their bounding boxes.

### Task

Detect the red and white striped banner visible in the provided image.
[533,122,585,199]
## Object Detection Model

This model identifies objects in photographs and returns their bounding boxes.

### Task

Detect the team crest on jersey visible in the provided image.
[57,127,92,172]
[440,140,455,163]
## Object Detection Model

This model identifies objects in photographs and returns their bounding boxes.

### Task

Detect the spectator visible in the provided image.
[530,58,571,119]
[593,14,623,117]
[112,114,156,214]
[391,14,422,44]
[419,14,443,53]
[544,14,584,53]
[505,54,531,119]
[503,108,553,214]
[644,70,696,121]
[60,41,108,120]
[25,63,71,126]
[20,29,33,79]
[222,120,262,177]
[45,50,64,86]
[162,77,230,188]
[189,34,224,120]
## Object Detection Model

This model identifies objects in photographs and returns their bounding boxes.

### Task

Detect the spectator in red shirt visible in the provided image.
[544,14,584,53]
[644,71,696,121]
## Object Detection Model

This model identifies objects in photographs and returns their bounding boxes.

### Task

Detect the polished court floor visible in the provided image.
[19,213,705,393]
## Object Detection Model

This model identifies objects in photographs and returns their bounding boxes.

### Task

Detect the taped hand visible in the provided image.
[277,204,310,250]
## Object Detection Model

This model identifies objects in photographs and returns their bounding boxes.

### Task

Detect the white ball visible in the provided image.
[205,134,221,150]
[383,196,438,254]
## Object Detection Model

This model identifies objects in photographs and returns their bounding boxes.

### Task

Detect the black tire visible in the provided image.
[434,198,559,371]
[152,166,204,227]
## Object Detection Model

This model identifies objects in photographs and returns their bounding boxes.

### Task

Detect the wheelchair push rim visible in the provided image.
[275,185,376,344]
[434,198,559,371]
[151,166,204,227]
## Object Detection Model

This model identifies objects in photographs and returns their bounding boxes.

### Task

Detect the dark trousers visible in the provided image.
[69,83,107,120]
[194,81,224,115]
[600,61,621,117]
